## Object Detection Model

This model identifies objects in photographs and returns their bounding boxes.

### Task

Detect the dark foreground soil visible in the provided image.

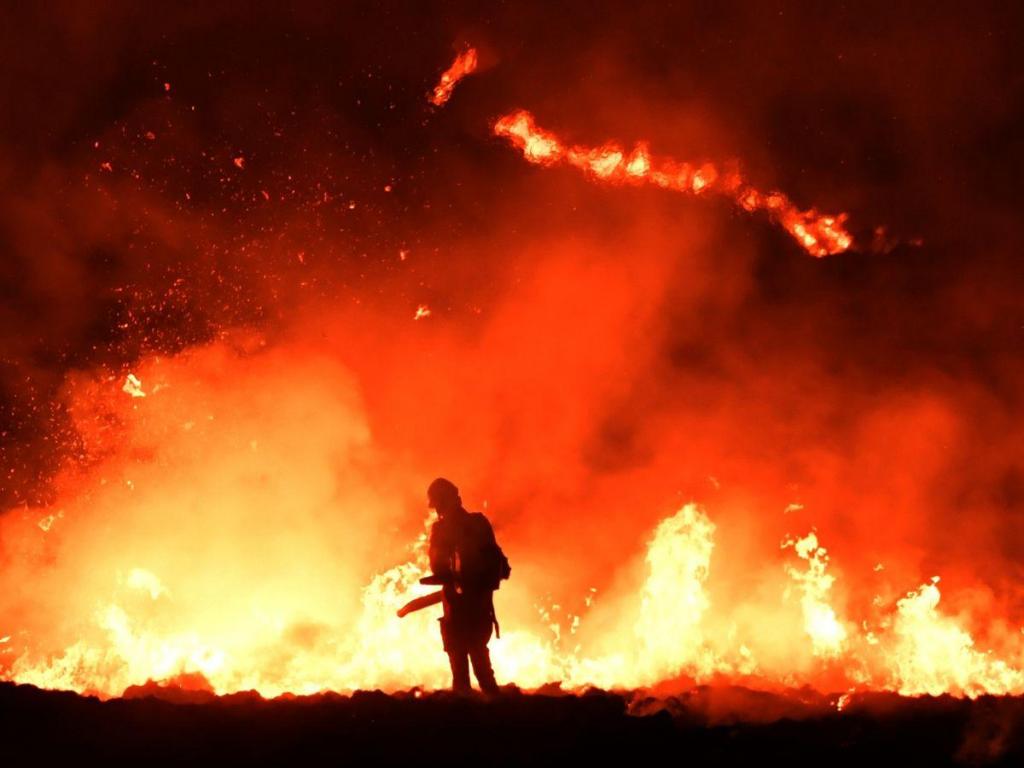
[1,681,1021,766]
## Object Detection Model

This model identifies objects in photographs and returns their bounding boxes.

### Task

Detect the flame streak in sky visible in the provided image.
[429,48,478,107]
[493,110,854,257]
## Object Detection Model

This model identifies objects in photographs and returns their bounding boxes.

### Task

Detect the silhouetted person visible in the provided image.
[426,478,509,694]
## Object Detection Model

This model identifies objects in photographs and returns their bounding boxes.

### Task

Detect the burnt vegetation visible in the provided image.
[2,682,1022,766]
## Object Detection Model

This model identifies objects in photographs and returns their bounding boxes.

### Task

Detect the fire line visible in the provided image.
[493,109,854,258]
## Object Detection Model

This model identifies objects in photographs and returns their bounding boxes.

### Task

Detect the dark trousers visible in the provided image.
[440,594,499,693]
[447,641,498,694]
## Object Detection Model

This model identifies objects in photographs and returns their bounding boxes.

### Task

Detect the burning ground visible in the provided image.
[1,1,1024,759]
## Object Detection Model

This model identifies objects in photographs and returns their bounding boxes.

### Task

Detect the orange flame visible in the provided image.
[493,110,854,257]
[429,48,478,107]
[1,347,1021,700]
[782,532,847,657]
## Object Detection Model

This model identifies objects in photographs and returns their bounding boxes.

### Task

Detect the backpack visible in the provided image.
[487,543,512,591]
[467,514,511,591]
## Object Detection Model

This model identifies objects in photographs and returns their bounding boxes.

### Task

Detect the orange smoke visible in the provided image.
[429,48,478,107]
[493,110,853,258]
[2,322,1022,700]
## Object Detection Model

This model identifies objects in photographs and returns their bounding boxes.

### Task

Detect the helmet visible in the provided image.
[427,477,461,510]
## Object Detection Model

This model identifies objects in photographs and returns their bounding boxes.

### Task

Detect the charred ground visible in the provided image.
[2,682,1022,766]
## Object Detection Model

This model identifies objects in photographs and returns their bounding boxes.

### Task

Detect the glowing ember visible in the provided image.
[493,110,854,257]
[37,512,61,532]
[414,304,431,320]
[122,373,146,398]
[429,47,478,107]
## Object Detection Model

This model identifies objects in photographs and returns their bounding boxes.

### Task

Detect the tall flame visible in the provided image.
[6,493,1022,698]
[1,349,1021,699]
[493,110,854,257]
[782,532,847,657]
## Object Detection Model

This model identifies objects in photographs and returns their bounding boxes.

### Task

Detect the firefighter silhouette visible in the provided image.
[424,478,509,694]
